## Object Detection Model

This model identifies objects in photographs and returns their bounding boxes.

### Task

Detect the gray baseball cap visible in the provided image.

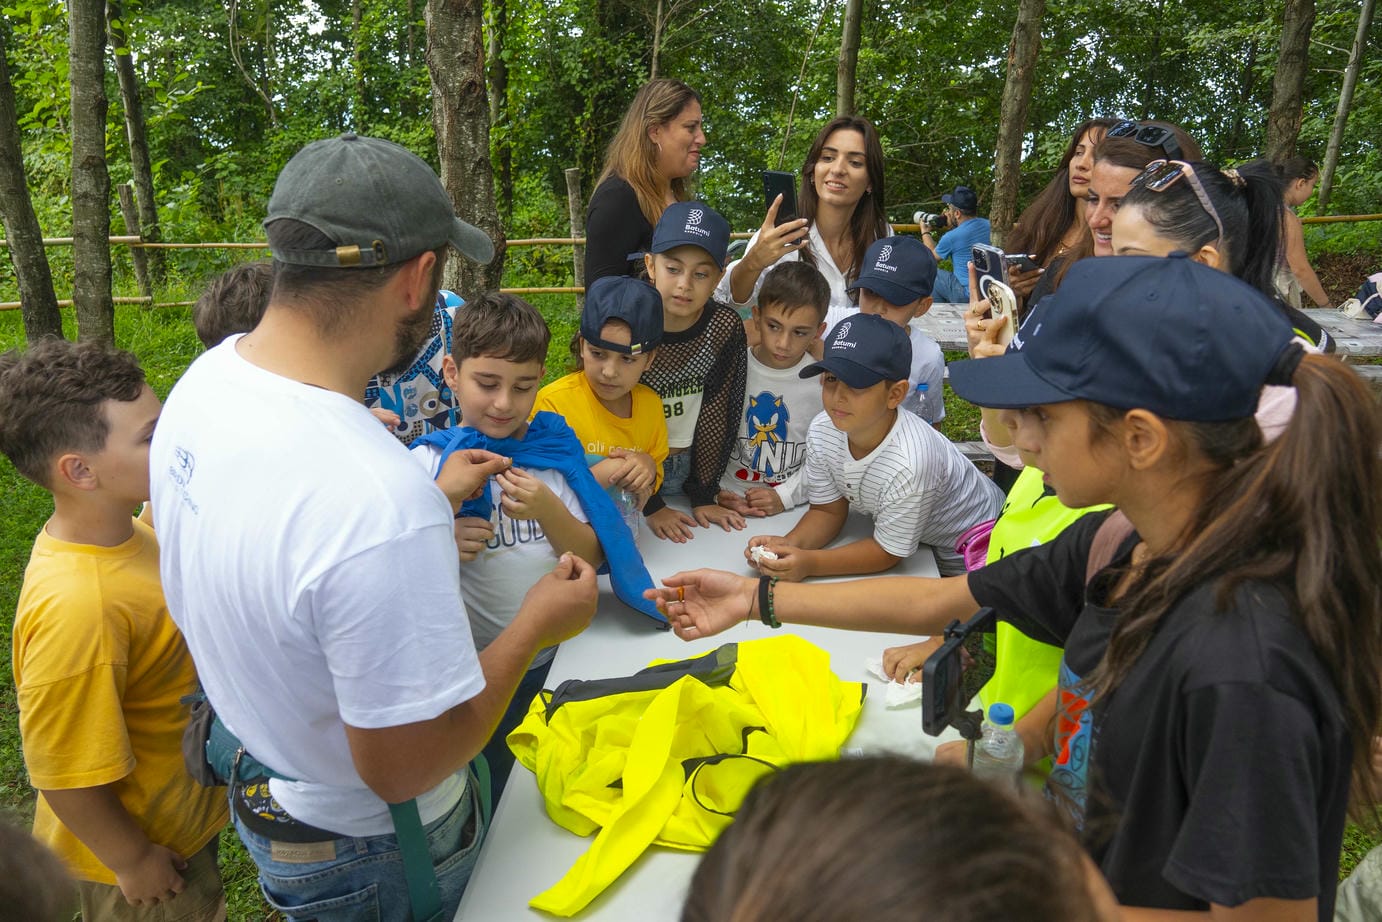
[264,132,494,268]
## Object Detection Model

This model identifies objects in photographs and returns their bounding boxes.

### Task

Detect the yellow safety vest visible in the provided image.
[507,635,865,916]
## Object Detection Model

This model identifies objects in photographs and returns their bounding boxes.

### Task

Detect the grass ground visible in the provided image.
[0,292,1375,921]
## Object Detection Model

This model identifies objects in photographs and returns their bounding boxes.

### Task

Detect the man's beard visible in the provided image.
[380,289,438,378]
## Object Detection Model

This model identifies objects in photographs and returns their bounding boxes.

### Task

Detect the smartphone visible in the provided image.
[980,277,1019,347]
[921,608,997,737]
[971,243,1010,288]
[1004,253,1040,273]
[762,170,799,226]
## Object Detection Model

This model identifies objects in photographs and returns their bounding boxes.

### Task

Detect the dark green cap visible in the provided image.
[264,133,494,268]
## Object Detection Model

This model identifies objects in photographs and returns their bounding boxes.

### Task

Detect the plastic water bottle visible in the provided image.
[970,702,1024,786]
[901,382,929,419]
[614,488,641,546]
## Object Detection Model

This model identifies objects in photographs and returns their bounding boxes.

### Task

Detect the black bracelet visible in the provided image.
[758,575,781,629]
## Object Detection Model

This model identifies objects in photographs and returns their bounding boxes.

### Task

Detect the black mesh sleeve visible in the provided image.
[683,304,747,507]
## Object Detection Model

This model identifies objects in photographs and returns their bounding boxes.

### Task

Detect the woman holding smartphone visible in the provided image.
[717,115,890,332]
[584,78,706,284]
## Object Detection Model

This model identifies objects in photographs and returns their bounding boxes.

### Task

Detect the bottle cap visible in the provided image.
[987,702,1015,726]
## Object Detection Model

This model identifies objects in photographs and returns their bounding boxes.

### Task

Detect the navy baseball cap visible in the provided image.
[848,236,938,304]
[942,185,979,213]
[581,276,663,355]
[650,201,731,268]
[800,312,912,389]
[265,133,494,267]
[948,255,1295,421]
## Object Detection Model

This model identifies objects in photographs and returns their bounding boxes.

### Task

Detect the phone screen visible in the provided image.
[762,170,799,226]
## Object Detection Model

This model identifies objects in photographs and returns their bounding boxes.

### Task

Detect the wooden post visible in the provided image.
[565,167,585,305]
[117,183,152,302]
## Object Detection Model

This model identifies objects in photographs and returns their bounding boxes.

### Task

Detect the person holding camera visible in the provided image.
[919,185,990,303]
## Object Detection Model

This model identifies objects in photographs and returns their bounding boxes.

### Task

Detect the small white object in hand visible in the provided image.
[865,656,924,708]
[750,545,780,563]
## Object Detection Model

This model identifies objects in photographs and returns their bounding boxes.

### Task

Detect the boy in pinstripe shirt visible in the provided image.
[745,313,1002,578]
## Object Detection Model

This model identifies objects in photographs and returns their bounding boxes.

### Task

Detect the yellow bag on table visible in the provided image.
[507,634,865,916]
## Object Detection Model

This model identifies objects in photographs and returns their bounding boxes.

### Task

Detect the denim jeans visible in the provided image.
[932,268,969,303]
[660,450,692,498]
[233,780,482,922]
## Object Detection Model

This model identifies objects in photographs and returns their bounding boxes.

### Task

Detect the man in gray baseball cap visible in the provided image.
[151,134,597,920]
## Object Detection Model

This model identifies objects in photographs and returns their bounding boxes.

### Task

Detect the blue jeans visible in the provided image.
[660,450,692,498]
[932,268,969,303]
[233,781,483,922]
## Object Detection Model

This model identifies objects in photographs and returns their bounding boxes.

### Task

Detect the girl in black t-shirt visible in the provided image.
[649,256,1380,921]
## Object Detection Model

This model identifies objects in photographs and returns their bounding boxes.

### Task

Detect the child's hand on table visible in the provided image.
[648,506,699,543]
[694,503,746,531]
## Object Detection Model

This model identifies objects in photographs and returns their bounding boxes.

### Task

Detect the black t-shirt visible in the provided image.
[584,176,654,284]
[968,512,1350,918]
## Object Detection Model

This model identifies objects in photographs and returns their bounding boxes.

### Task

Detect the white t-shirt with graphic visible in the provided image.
[412,444,587,667]
[719,350,823,511]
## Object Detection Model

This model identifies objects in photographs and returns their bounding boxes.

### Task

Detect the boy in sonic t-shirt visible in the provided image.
[716,261,829,518]
[746,313,1003,579]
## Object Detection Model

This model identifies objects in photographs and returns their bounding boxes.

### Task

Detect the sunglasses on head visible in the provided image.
[1130,159,1224,252]
[1107,120,1183,160]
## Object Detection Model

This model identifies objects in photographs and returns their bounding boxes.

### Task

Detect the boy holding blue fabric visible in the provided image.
[411,291,659,802]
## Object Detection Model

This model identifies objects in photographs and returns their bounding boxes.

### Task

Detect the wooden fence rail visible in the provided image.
[3,216,1380,312]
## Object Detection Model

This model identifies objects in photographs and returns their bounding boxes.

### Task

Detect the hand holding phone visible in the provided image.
[921,608,997,737]
[1004,253,1040,273]
[971,243,1010,288]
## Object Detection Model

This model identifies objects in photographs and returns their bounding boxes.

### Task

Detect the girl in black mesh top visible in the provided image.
[637,202,748,542]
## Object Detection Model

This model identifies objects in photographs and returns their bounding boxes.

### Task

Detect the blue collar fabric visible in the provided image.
[414,412,666,626]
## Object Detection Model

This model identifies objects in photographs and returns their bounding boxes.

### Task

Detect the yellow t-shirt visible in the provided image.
[13,518,227,884]
[534,372,669,493]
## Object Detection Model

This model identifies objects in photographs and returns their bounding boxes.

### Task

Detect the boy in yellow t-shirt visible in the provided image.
[534,275,668,506]
[1,340,227,921]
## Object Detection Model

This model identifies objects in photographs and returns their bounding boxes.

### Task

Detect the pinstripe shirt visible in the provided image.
[804,408,1003,574]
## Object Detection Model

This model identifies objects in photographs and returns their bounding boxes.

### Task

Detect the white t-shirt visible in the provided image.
[905,326,946,425]
[719,349,823,511]
[718,224,896,332]
[412,443,587,667]
[803,408,1004,575]
[151,338,485,836]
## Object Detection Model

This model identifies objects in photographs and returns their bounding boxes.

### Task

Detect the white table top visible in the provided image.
[455,508,948,920]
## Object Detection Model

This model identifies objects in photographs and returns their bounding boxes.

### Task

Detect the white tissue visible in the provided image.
[865,656,924,708]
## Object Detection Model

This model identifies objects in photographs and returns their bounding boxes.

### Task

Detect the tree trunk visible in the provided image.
[427,0,505,295]
[0,23,62,341]
[835,0,862,118]
[69,0,115,345]
[106,0,164,281]
[1225,39,1258,159]
[1317,0,1374,213]
[1264,0,1315,163]
[990,0,1047,248]
[487,0,512,219]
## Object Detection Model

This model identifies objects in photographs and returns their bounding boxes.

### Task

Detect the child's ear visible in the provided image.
[441,354,460,389]
[643,252,657,279]
[54,453,97,492]
[884,379,910,409]
[814,320,827,339]
[914,296,934,319]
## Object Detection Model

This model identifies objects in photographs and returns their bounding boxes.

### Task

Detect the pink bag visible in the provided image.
[954,519,996,571]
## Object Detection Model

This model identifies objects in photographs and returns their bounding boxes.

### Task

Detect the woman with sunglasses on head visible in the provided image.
[1113,158,1332,353]
[584,78,706,284]
[649,255,1381,921]
[717,116,891,333]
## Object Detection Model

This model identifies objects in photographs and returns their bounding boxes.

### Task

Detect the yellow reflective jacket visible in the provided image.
[507,634,865,916]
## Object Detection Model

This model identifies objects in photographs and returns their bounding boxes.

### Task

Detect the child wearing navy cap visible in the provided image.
[746,312,1002,578]
[849,236,946,425]
[534,275,669,504]
[638,201,750,543]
